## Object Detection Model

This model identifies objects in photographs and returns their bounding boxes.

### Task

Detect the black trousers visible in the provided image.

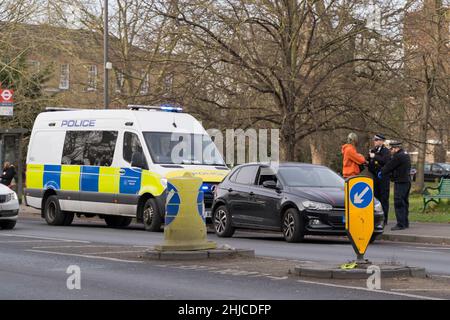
[374,177,390,224]
[394,182,411,228]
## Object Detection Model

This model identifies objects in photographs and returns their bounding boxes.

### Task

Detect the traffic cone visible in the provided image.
[155,172,216,251]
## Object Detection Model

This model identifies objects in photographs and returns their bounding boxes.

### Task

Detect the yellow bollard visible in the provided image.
[155,172,217,251]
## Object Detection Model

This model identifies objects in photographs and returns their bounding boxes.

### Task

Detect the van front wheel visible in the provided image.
[44,195,72,226]
[142,198,162,232]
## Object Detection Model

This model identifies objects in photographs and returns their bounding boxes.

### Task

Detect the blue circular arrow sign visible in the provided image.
[349,182,373,209]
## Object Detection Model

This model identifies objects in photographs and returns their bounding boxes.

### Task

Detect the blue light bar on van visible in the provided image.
[128,104,183,112]
[159,104,183,112]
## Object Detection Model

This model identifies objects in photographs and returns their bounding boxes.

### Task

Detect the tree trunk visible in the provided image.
[280,114,296,161]
[309,133,326,165]
[415,77,432,192]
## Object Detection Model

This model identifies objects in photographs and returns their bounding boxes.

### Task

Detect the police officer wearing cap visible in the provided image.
[367,134,391,225]
[381,141,411,230]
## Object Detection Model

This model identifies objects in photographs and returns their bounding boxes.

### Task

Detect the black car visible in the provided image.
[212,163,384,243]
[424,163,450,182]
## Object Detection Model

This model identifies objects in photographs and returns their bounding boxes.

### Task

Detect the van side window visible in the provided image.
[123,132,148,170]
[61,131,118,166]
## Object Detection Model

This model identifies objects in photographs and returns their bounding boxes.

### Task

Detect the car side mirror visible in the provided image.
[263,180,278,189]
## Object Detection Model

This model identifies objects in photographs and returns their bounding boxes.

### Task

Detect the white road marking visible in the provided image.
[32,245,121,249]
[0,240,67,243]
[413,246,450,250]
[431,274,450,279]
[88,250,146,255]
[296,280,442,300]
[0,233,90,243]
[26,249,142,263]
[391,288,450,292]
[405,249,443,254]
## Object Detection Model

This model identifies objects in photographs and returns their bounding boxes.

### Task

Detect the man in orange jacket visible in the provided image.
[341,133,366,178]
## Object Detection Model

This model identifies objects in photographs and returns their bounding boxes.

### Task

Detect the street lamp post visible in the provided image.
[104,0,109,109]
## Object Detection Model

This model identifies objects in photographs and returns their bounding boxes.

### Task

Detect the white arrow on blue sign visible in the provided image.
[349,182,373,208]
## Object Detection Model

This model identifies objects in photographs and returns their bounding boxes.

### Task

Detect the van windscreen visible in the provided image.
[143,132,225,165]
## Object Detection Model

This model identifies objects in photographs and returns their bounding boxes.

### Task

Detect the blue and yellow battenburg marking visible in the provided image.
[26,164,165,197]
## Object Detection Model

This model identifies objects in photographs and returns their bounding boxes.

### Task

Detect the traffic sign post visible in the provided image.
[0,88,14,117]
[345,176,375,264]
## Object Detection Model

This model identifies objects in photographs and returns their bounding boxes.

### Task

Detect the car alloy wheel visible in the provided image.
[282,208,305,243]
[214,209,227,234]
[213,205,235,237]
[283,212,295,239]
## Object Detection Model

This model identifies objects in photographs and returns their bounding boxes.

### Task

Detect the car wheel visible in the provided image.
[0,220,16,230]
[104,216,132,228]
[44,195,69,226]
[142,198,162,232]
[213,205,235,237]
[282,208,305,243]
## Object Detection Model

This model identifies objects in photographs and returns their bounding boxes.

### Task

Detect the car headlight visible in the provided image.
[302,200,333,211]
[160,178,168,188]
[10,192,18,201]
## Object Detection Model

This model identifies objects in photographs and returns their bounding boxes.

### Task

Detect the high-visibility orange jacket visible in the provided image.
[341,144,366,178]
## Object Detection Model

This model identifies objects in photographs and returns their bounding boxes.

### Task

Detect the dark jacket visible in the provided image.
[367,145,391,177]
[381,149,411,183]
[1,165,16,186]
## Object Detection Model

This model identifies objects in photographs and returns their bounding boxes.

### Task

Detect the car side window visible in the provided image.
[228,168,240,182]
[432,165,442,173]
[256,166,278,186]
[234,165,258,185]
[123,132,148,170]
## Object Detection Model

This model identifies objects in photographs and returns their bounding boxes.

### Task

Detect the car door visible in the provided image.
[247,166,283,229]
[225,165,258,225]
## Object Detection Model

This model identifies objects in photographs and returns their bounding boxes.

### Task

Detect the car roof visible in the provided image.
[232,162,329,169]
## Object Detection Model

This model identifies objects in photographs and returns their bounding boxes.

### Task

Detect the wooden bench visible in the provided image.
[422,177,450,211]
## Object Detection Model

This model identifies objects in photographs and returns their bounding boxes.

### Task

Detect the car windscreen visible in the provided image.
[439,163,450,171]
[278,166,344,188]
[143,132,225,165]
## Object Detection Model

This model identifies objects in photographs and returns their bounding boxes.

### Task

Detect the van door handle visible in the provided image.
[228,188,233,192]
[249,192,255,196]
[119,169,126,175]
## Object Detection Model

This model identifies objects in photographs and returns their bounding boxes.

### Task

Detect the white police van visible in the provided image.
[24,105,229,230]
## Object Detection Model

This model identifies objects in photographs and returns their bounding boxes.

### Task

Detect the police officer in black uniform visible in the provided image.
[367,134,391,225]
[381,141,411,231]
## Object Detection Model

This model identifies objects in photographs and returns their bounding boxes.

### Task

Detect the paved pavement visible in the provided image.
[383,222,450,245]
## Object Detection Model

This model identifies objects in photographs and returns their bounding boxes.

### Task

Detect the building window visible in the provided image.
[140,71,149,95]
[115,70,125,93]
[87,64,97,91]
[59,64,70,90]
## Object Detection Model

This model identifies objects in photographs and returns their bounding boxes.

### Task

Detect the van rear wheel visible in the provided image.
[142,198,162,232]
[44,195,71,226]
